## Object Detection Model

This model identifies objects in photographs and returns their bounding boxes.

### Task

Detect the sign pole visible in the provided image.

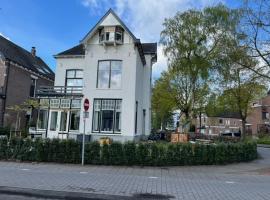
[82,117,86,166]
[81,98,89,166]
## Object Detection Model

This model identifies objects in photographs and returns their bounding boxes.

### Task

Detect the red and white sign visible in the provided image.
[84,98,90,111]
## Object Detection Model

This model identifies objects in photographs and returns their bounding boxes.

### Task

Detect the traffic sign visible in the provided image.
[84,98,90,111]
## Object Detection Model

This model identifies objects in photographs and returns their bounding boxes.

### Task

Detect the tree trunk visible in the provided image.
[241,119,246,140]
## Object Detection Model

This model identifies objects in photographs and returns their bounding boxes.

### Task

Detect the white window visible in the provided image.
[37,110,48,129]
[71,99,81,108]
[92,99,122,133]
[69,110,80,131]
[97,60,122,89]
[50,99,60,108]
[60,99,70,108]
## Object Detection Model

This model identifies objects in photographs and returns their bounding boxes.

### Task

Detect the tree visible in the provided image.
[160,4,240,131]
[152,73,175,130]
[238,0,270,79]
[7,99,39,138]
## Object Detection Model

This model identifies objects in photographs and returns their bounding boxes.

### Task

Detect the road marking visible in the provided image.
[148,176,158,179]
[79,171,88,174]
[21,168,30,171]
[225,181,235,184]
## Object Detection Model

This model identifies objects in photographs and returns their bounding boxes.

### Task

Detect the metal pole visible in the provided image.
[81,117,86,166]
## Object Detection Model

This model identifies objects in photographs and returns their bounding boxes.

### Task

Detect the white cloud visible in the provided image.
[0,32,10,40]
[82,0,225,78]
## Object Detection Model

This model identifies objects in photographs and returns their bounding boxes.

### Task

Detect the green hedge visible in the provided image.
[0,138,257,166]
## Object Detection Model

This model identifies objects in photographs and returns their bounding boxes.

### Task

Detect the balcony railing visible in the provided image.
[36,86,83,98]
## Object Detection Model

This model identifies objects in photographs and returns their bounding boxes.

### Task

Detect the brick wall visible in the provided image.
[3,62,53,129]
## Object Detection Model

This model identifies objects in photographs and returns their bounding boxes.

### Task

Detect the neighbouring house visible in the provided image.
[0,35,54,130]
[35,9,157,142]
[195,112,242,135]
[246,91,270,135]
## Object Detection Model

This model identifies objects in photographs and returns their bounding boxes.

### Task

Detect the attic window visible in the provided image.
[99,26,123,45]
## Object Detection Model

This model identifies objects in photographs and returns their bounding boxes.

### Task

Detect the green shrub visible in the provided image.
[0,138,257,166]
[85,142,100,164]
[123,142,136,165]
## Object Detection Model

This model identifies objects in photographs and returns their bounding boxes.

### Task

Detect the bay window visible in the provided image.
[97,61,122,89]
[92,99,122,133]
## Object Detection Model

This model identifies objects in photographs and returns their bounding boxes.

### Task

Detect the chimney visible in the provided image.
[31,47,36,57]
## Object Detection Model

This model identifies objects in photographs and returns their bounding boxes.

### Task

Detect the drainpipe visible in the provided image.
[2,60,10,126]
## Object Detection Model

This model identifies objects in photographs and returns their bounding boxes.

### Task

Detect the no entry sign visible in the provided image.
[84,98,90,111]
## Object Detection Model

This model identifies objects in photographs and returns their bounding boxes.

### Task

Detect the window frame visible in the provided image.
[96,60,122,89]
[29,78,37,97]
[65,69,83,88]
[92,98,122,134]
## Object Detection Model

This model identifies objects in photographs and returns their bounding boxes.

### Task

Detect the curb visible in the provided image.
[257,144,270,148]
[0,186,131,200]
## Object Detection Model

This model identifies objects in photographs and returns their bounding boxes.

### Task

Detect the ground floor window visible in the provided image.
[93,99,122,133]
[70,110,80,131]
[37,109,48,129]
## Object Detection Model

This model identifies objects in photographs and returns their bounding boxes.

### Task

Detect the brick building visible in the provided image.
[196,112,242,135]
[0,35,54,130]
[246,92,270,135]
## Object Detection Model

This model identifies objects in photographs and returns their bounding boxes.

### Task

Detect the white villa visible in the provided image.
[35,9,157,142]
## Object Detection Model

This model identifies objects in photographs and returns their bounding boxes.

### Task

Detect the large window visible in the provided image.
[92,99,122,133]
[97,61,122,89]
[69,110,80,131]
[37,110,48,129]
[66,69,83,87]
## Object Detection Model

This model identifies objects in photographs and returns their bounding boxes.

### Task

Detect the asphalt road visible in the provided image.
[0,147,269,200]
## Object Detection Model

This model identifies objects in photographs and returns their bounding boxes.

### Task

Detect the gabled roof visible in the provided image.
[80,8,137,44]
[0,35,54,80]
[55,9,157,65]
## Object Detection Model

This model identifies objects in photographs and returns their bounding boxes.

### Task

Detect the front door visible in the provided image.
[48,110,69,139]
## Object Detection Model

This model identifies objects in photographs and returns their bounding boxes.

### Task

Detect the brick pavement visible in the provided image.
[0,148,269,200]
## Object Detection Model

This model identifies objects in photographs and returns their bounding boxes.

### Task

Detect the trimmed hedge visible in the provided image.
[0,138,257,166]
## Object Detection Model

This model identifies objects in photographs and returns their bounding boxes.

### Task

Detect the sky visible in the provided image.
[0,0,241,80]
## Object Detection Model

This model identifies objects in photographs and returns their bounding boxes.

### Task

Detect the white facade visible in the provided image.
[36,10,157,142]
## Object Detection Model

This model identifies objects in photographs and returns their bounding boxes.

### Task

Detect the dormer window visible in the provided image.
[99,26,123,45]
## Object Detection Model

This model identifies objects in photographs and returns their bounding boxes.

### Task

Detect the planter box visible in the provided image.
[171,133,188,143]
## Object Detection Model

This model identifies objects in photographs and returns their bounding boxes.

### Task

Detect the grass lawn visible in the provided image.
[257,136,270,145]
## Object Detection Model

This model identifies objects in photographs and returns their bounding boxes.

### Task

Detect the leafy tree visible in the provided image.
[152,73,175,130]
[160,4,240,131]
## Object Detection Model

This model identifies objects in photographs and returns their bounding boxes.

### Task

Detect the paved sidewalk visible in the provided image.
[0,148,269,200]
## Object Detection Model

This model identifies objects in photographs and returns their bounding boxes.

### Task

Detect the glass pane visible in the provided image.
[37,110,48,129]
[76,70,83,78]
[70,110,80,131]
[111,61,122,89]
[66,79,83,87]
[101,110,114,132]
[98,61,110,88]
[93,111,100,131]
[50,99,60,108]
[59,112,67,131]
[71,99,81,108]
[66,70,75,78]
[50,111,58,131]
[114,112,121,132]
[61,99,70,108]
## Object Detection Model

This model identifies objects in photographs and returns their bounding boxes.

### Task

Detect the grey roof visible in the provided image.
[141,43,158,54]
[0,35,54,80]
[209,112,241,119]
[56,44,85,56]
